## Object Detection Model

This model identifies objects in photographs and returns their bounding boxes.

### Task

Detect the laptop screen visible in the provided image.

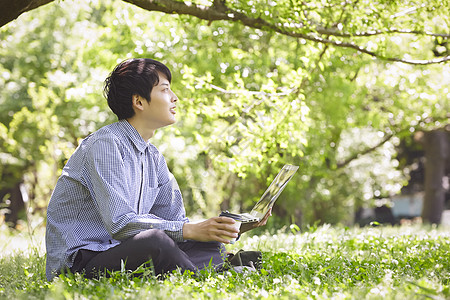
[250,164,299,219]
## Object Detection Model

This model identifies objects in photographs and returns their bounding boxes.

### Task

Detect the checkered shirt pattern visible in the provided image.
[45,120,188,280]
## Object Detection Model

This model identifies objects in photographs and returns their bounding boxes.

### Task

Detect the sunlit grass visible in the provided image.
[0,217,46,259]
[1,222,450,299]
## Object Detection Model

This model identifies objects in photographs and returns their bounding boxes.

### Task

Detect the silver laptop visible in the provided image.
[220,164,299,223]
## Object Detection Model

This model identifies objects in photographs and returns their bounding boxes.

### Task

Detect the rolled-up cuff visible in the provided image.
[164,228,184,242]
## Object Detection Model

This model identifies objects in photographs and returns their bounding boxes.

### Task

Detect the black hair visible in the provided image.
[103,58,172,120]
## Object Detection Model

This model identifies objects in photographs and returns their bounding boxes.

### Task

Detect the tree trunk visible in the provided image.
[421,129,449,224]
[1,182,26,227]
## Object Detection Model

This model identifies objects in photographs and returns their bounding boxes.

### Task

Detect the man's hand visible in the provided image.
[183,216,239,244]
[239,208,272,235]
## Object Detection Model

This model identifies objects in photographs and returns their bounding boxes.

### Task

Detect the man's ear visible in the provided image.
[132,94,144,111]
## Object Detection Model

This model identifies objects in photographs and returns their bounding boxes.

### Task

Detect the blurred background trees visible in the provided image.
[0,0,449,228]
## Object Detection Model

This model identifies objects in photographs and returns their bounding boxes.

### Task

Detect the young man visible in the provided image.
[45,58,269,281]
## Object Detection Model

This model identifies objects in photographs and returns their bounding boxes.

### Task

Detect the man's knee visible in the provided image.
[133,229,176,252]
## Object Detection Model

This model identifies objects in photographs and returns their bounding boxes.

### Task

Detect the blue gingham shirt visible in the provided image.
[45,120,188,280]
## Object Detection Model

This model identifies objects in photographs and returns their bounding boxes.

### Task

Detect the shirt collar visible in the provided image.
[117,119,156,153]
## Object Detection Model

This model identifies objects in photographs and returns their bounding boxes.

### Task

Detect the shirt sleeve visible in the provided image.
[83,137,187,242]
[151,154,189,241]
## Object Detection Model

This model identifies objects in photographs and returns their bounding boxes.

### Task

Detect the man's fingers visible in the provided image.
[211,230,238,244]
[217,229,238,238]
[212,218,239,232]
[257,208,272,226]
[216,237,231,244]
[262,208,271,220]
[214,224,239,235]
[225,224,240,232]
[216,216,236,224]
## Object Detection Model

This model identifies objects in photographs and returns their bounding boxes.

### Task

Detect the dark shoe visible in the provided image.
[228,250,262,270]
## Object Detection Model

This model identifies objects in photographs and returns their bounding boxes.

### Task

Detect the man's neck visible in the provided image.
[126,118,155,141]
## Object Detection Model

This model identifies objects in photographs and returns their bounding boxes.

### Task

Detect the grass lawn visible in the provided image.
[1,221,449,299]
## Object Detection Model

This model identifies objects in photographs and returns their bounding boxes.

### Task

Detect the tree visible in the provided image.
[1,0,449,65]
[0,1,117,226]
[0,0,449,226]
[421,129,449,224]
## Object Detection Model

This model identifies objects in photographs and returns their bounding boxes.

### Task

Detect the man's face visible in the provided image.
[142,74,178,129]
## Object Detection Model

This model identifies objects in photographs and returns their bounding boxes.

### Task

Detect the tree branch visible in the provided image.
[316,28,450,38]
[336,134,394,169]
[1,0,449,65]
[124,0,449,65]
[335,113,450,170]
[0,0,53,27]
[209,84,293,97]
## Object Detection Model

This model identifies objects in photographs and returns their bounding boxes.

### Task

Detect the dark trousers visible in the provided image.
[71,229,226,277]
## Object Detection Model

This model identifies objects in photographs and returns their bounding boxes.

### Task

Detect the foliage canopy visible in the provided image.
[0,0,449,225]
